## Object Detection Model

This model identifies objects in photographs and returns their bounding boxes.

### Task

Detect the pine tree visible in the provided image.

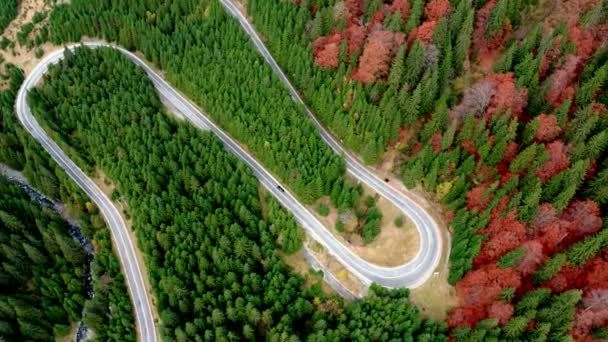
[311,15,324,40]
[553,98,571,128]
[498,247,525,268]
[487,0,508,37]
[586,165,608,204]
[494,43,517,73]
[405,0,425,32]
[404,159,425,188]
[438,41,453,93]
[565,104,598,145]
[552,159,590,212]
[533,253,567,284]
[419,67,439,115]
[455,9,474,74]
[502,316,530,338]
[510,144,538,173]
[514,52,541,88]
[421,97,450,142]
[365,0,383,23]
[576,63,608,105]
[403,40,426,85]
[338,39,348,66]
[384,10,403,32]
[442,121,458,150]
[519,178,542,222]
[425,158,440,191]
[522,116,539,145]
[402,84,422,125]
[388,46,406,88]
[566,228,608,265]
[432,18,450,53]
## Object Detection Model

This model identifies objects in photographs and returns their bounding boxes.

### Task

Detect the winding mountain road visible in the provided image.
[17,31,445,340]
[219,0,445,286]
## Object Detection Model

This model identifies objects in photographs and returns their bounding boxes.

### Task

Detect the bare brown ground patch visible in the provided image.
[279,249,336,295]
[307,238,366,297]
[0,0,68,79]
[90,170,161,337]
[409,233,458,320]
[378,182,456,318]
[311,177,421,268]
[55,323,78,342]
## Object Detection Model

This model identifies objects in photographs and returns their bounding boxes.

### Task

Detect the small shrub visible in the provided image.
[317,203,329,216]
[394,216,405,227]
[34,47,44,59]
[32,12,46,25]
[335,221,344,232]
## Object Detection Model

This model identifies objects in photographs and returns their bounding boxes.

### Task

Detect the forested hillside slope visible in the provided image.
[0,176,86,340]
[245,0,608,339]
[0,57,135,340]
[4,0,607,339]
[0,174,135,341]
[27,45,446,340]
[45,0,392,245]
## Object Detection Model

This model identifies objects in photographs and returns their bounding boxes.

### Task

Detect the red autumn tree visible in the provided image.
[535,140,570,183]
[530,203,559,233]
[430,131,443,152]
[466,183,493,211]
[424,0,450,21]
[585,256,608,290]
[352,30,401,83]
[568,26,596,60]
[487,301,514,325]
[561,200,603,240]
[545,55,581,106]
[572,289,608,338]
[539,221,571,255]
[344,0,364,25]
[390,0,410,20]
[516,240,546,276]
[456,264,522,306]
[535,114,562,142]
[344,25,368,54]
[313,33,344,68]
[473,0,512,56]
[452,74,527,121]
[486,73,528,120]
[448,305,487,328]
[408,20,437,45]
[475,211,527,266]
[460,139,479,158]
[370,6,389,27]
[543,264,587,293]
[529,203,572,254]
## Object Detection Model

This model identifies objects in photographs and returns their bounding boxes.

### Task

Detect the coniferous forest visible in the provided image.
[0,46,135,341]
[0,0,606,339]
[27,46,445,340]
[0,175,135,341]
[243,0,608,339]
[0,176,86,340]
